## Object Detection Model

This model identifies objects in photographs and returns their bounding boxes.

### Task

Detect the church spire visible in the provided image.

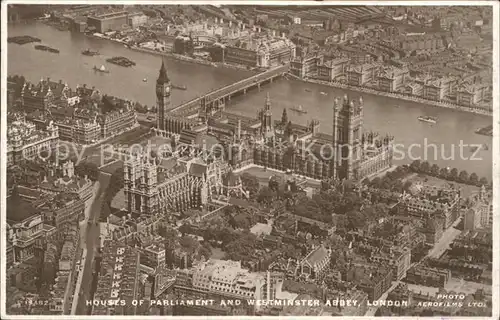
[265,92,271,110]
[157,59,170,85]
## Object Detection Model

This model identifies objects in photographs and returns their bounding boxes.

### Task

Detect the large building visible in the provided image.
[156,60,172,133]
[128,12,149,28]
[154,62,392,183]
[400,184,461,229]
[38,161,94,202]
[423,77,457,101]
[25,89,137,145]
[377,66,409,92]
[253,95,393,181]
[316,58,349,82]
[299,245,331,279]
[465,185,492,230]
[7,118,59,166]
[290,52,322,79]
[87,11,129,33]
[346,63,380,86]
[5,187,84,268]
[175,260,292,314]
[124,154,227,216]
[405,264,451,288]
[37,192,85,229]
[224,36,296,68]
[456,83,489,107]
[21,79,78,111]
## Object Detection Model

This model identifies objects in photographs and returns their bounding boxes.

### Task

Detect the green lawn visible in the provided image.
[111,188,127,210]
[100,160,124,174]
[239,166,322,188]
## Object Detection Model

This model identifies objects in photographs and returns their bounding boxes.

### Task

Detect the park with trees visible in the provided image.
[408,160,490,188]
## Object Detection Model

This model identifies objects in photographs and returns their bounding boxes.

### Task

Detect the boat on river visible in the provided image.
[417,116,437,124]
[106,56,135,67]
[320,91,327,95]
[82,49,100,56]
[475,125,493,137]
[290,105,307,114]
[305,88,312,92]
[93,65,110,73]
[172,84,187,90]
[143,78,148,82]
[35,45,59,53]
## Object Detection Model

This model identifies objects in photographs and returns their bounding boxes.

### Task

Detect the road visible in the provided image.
[426,218,462,259]
[58,125,152,164]
[365,281,401,316]
[74,172,111,314]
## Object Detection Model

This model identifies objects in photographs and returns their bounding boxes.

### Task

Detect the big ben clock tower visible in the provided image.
[156,59,171,131]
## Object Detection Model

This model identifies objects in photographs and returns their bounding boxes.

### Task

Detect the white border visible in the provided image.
[1,1,498,319]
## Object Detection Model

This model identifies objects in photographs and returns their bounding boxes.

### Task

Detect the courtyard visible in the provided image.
[237,165,322,188]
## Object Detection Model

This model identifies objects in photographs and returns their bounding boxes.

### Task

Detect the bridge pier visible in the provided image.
[258,83,261,91]
[243,88,247,94]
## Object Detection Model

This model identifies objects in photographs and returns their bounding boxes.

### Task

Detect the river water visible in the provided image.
[8,22,493,179]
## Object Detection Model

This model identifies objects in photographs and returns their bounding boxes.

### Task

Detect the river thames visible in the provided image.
[7,22,493,179]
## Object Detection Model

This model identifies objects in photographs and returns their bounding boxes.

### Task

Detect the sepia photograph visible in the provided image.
[1,1,498,318]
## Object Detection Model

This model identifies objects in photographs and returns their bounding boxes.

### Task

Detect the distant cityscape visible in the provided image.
[4,3,494,318]
[7,4,493,114]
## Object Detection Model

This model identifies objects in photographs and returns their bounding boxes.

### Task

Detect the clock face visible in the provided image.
[166,86,170,94]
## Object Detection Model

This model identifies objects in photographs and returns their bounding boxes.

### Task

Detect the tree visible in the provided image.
[178,224,194,235]
[197,244,212,260]
[268,177,280,192]
[257,186,276,205]
[410,160,421,172]
[420,161,430,174]
[403,181,413,192]
[371,177,382,188]
[240,173,260,197]
[179,235,199,254]
[75,161,99,181]
[439,167,449,179]
[479,177,489,186]
[449,168,459,181]
[469,173,479,185]
[391,179,404,193]
[224,232,258,261]
[430,164,440,176]
[283,243,300,259]
[363,203,389,221]
[458,170,469,183]
[346,210,366,231]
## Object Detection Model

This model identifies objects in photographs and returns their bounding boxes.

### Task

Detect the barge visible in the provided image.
[106,56,136,67]
[34,45,59,54]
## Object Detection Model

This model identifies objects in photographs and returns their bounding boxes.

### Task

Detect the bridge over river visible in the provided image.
[167,64,290,118]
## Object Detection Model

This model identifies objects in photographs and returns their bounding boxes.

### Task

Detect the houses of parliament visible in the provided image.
[124,60,394,215]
